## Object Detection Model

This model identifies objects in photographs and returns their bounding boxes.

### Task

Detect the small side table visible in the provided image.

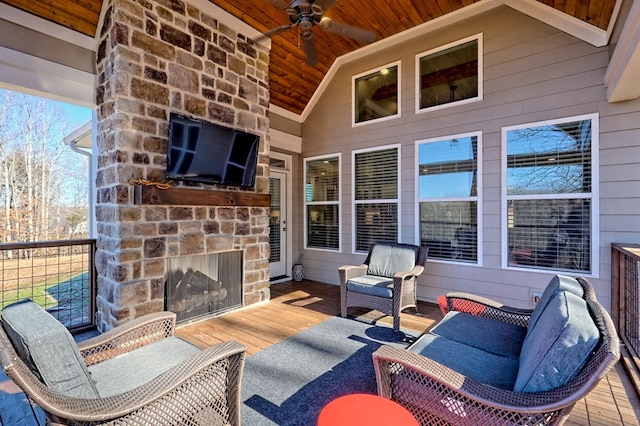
[317,393,418,426]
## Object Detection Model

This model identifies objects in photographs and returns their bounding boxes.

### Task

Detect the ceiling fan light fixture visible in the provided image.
[319,16,332,30]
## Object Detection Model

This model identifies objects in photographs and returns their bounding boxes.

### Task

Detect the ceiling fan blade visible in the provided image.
[314,0,338,11]
[320,18,376,44]
[254,24,293,42]
[302,31,318,66]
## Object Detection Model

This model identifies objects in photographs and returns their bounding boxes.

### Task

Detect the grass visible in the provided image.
[0,254,90,310]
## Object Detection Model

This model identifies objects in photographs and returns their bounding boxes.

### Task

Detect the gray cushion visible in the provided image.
[346,275,394,298]
[409,333,519,390]
[528,274,584,332]
[430,311,527,359]
[366,243,418,278]
[1,299,99,398]
[88,336,201,397]
[515,291,599,393]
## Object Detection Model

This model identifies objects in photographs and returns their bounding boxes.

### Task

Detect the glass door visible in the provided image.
[269,170,288,278]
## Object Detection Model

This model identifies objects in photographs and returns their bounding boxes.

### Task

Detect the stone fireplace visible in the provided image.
[93,0,271,331]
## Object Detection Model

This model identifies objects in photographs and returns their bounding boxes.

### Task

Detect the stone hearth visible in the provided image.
[93,0,271,331]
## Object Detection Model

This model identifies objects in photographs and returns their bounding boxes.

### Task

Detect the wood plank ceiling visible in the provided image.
[0,0,618,116]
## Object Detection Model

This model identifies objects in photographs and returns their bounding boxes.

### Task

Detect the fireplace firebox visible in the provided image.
[165,251,243,323]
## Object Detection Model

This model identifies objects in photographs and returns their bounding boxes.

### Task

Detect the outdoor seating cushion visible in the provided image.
[528,274,584,332]
[430,311,527,359]
[88,336,202,397]
[409,333,519,390]
[346,275,394,298]
[1,299,100,399]
[366,243,419,278]
[514,291,599,393]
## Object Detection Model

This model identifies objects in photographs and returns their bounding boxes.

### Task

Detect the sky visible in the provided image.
[53,98,93,129]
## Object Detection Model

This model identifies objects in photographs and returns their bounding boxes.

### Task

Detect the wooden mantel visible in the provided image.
[133,185,270,207]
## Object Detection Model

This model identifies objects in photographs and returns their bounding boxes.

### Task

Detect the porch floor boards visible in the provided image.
[178,279,640,426]
[1,280,639,425]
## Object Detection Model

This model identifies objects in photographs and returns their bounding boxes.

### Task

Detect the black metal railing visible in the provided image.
[611,243,640,396]
[0,239,97,333]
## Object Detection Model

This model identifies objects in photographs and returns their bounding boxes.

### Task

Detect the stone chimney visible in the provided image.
[94,0,271,331]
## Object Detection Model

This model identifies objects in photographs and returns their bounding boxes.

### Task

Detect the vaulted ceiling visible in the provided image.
[0,0,621,117]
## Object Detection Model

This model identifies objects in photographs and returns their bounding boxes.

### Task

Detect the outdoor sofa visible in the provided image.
[373,274,620,425]
[0,299,246,425]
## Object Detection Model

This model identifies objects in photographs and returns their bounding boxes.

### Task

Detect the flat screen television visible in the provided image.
[166,113,260,187]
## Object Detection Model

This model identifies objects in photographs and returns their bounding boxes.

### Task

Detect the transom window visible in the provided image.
[353,62,401,126]
[503,114,598,274]
[416,34,482,112]
[353,145,400,252]
[417,133,481,263]
[304,155,341,251]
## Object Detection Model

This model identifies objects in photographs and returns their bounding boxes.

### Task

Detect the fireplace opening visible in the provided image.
[165,251,243,323]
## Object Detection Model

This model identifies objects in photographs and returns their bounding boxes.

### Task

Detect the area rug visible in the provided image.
[241,316,418,425]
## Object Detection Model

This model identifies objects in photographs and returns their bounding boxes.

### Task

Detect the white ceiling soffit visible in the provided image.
[605,0,640,102]
[0,3,95,49]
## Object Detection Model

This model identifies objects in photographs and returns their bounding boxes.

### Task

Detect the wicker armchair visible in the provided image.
[0,299,246,426]
[339,243,428,331]
[372,276,620,425]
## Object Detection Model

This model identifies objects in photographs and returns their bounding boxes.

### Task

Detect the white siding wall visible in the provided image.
[299,6,640,313]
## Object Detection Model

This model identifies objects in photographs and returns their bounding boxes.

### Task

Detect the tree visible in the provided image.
[0,89,89,245]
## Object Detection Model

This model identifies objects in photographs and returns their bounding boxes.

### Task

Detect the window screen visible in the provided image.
[417,134,480,262]
[353,146,399,252]
[305,156,340,250]
[505,116,595,273]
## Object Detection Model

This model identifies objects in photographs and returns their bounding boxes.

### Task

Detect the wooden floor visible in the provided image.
[1,279,639,425]
[178,280,640,426]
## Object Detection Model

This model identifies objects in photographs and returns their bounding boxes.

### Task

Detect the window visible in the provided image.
[416,34,482,112]
[417,133,481,263]
[503,114,598,274]
[304,155,340,251]
[353,61,401,126]
[353,145,400,252]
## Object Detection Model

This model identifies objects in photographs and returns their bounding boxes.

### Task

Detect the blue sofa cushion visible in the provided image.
[409,333,519,390]
[1,299,99,398]
[88,336,202,397]
[515,291,599,393]
[346,275,394,298]
[366,243,419,278]
[528,275,584,332]
[430,311,527,359]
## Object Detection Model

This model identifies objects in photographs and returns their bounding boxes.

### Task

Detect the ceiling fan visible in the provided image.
[258,0,376,66]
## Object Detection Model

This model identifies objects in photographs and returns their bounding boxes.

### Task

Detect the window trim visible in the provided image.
[415,33,483,114]
[414,131,483,265]
[351,143,401,254]
[501,113,600,277]
[303,153,342,252]
[352,61,402,127]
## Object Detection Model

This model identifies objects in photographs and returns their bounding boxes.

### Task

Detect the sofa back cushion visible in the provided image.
[528,275,584,332]
[1,299,99,398]
[366,243,419,278]
[514,291,599,393]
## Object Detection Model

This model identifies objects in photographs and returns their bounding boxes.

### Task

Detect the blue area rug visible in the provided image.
[241,316,417,425]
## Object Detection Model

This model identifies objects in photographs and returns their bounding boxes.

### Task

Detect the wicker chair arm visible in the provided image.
[444,292,533,327]
[372,345,581,422]
[8,340,247,424]
[393,264,425,281]
[338,264,368,284]
[77,312,177,365]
